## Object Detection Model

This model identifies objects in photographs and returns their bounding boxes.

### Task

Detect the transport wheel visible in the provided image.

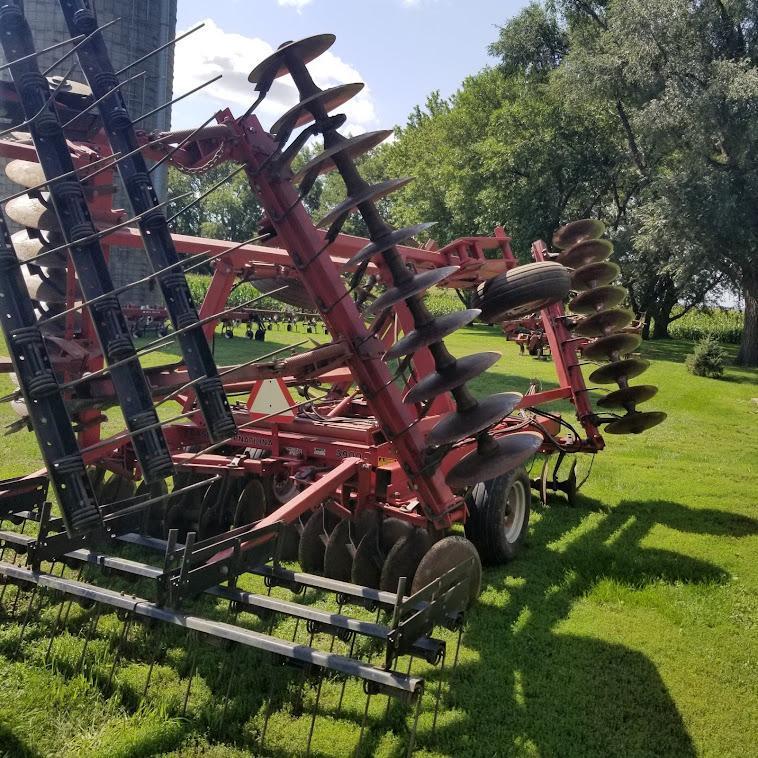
[471,262,571,323]
[411,535,482,610]
[465,466,531,565]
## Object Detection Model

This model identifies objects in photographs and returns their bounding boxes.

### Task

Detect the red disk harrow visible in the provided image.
[0,4,665,753]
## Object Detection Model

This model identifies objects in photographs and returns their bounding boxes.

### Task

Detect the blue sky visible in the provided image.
[171,0,530,132]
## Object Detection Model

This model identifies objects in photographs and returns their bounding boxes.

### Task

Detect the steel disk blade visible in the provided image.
[5,159,45,188]
[298,508,339,574]
[351,526,383,589]
[346,222,437,268]
[427,392,522,447]
[571,261,620,291]
[556,239,613,268]
[368,266,459,314]
[11,231,68,268]
[582,332,642,362]
[234,479,266,526]
[445,431,544,489]
[48,75,92,98]
[271,82,365,136]
[589,357,650,385]
[553,219,606,250]
[251,277,315,310]
[5,194,59,231]
[317,178,413,238]
[597,384,658,410]
[23,268,69,303]
[574,308,634,338]
[323,518,356,582]
[604,410,666,434]
[404,352,500,405]
[248,34,337,86]
[569,285,628,315]
[379,528,432,593]
[385,309,480,360]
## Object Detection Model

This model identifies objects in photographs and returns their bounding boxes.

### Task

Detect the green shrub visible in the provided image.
[686,335,727,378]
[669,307,743,344]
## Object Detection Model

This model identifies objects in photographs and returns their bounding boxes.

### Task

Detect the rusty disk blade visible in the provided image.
[574,308,635,338]
[571,261,620,291]
[445,431,543,489]
[589,357,650,385]
[384,309,480,360]
[556,239,613,268]
[248,34,337,87]
[346,222,437,268]
[410,535,482,609]
[569,285,628,315]
[295,130,393,193]
[317,177,413,239]
[5,194,59,231]
[604,410,666,434]
[271,82,365,136]
[404,352,500,405]
[5,159,45,188]
[11,231,68,268]
[582,332,642,362]
[597,384,658,410]
[251,277,315,310]
[427,392,522,447]
[553,219,606,250]
[368,266,459,314]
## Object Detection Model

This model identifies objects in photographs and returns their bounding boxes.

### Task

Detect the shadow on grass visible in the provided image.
[0,723,42,758]
[423,497,758,757]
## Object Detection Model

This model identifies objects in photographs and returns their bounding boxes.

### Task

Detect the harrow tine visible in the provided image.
[75,603,103,675]
[431,647,447,737]
[40,17,122,76]
[148,114,217,174]
[0,34,85,73]
[12,583,39,656]
[132,75,222,126]
[167,165,247,224]
[106,612,133,692]
[181,636,199,717]
[406,691,423,758]
[356,686,373,757]
[115,22,205,77]
[305,667,325,757]
[60,69,148,129]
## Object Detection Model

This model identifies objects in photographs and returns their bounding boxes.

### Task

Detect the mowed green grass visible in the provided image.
[0,323,756,758]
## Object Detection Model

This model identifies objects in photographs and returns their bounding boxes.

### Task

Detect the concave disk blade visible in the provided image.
[570,285,627,315]
[379,528,432,593]
[574,308,634,338]
[234,479,266,526]
[553,219,606,250]
[317,178,413,239]
[588,357,650,385]
[11,230,68,268]
[248,34,336,87]
[385,309,480,360]
[6,194,59,231]
[23,268,68,303]
[251,277,315,310]
[596,384,658,410]
[298,508,339,574]
[271,83,365,136]
[571,261,620,291]
[351,526,384,589]
[404,352,500,405]
[582,332,641,362]
[604,410,666,434]
[556,239,613,268]
[5,159,45,188]
[445,431,543,489]
[427,392,522,447]
[368,266,458,314]
[346,222,436,268]
[323,518,356,581]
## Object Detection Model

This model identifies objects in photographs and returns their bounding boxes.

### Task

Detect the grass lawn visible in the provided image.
[0,324,755,757]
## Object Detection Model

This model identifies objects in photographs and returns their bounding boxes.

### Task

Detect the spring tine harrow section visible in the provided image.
[57,0,237,444]
[0,3,173,489]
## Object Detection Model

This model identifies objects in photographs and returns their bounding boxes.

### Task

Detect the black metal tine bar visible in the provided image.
[131,75,222,126]
[56,288,285,392]
[155,339,309,409]
[0,151,123,204]
[59,1,237,445]
[0,58,77,138]
[19,191,192,267]
[0,4,174,485]
[166,164,246,224]
[114,22,204,77]
[0,561,425,700]
[40,16,121,76]
[0,208,101,536]
[60,68,146,129]
[0,33,84,72]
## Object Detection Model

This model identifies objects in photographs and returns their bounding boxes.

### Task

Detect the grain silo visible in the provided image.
[0,0,178,303]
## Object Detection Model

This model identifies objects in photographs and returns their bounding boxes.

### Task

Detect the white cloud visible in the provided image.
[173,19,378,135]
[277,0,313,9]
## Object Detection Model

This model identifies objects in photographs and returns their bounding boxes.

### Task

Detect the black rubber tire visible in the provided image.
[465,467,531,565]
[471,262,571,322]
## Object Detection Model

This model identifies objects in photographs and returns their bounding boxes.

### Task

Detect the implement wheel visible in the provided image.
[465,467,531,565]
